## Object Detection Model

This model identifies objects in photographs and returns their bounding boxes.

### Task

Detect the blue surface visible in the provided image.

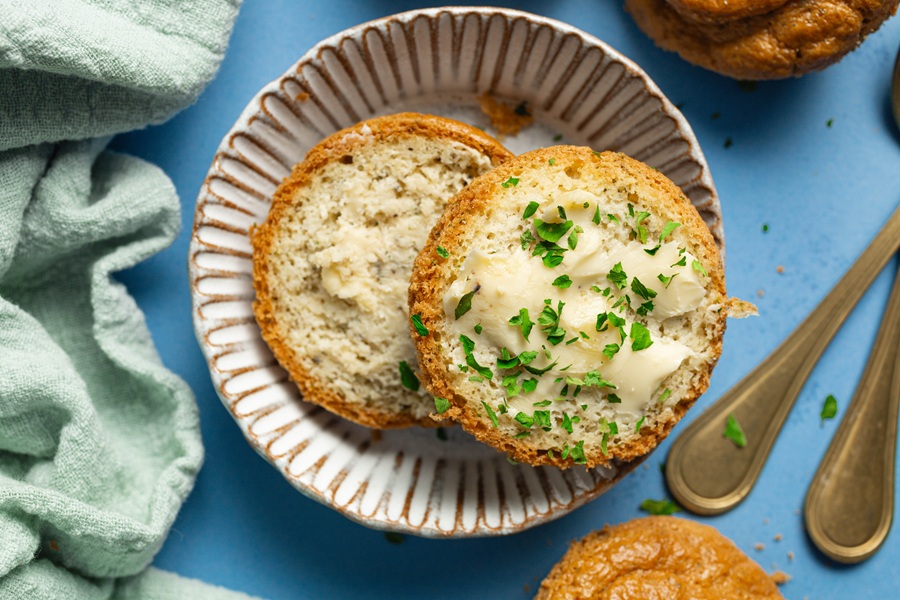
[111,2,900,598]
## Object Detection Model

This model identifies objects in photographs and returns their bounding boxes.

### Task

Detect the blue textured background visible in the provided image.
[112,2,900,598]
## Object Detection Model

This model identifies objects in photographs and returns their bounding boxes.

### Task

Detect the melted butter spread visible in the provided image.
[443,190,705,417]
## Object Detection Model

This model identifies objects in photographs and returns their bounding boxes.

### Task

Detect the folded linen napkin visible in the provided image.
[0,1,257,597]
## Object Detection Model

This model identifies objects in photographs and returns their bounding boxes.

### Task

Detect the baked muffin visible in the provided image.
[409,147,730,468]
[537,516,784,599]
[252,113,513,429]
[626,0,900,79]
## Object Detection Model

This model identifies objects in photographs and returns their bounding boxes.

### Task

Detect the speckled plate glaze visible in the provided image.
[189,7,722,537]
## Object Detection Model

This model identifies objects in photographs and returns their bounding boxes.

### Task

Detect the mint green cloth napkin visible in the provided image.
[0,1,258,598]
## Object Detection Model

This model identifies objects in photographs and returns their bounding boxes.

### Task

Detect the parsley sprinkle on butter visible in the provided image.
[509,308,534,341]
[411,313,428,336]
[502,176,520,188]
[522,201,540,219]
[535,219,574,243]
[607,262,628,289]
[552,274,573,289]
[436,246,450,258]
[659,221,681,240]
[630,322,653,351]
[455,290,476,319]
[724,413,747,447]
[398,361,419,391]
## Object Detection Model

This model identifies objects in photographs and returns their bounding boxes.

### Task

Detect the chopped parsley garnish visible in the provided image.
[436,245,450,258]
[561,412,580,434]
[821,394,838,422]
[630,322,653,351]
[584,370,616,389]
[522,200,539,219]
[657,273,677,288]
[533,410,552,431]
[724,413,747,447]
[514,412,534,428]
[398,361,419,391]
[518,351,538,365]
[671,256,687,268]
[533,399,552,407]
[640,498,681,515]
[553,133,563,141]
[827,118,834,128]
[660,221,681,240]
[635,416,645,432]
[411,313,428,336]
[509,308,534,341]
[557,206,567,220]
[474,323,483,335]
[607,393,622,404]
[535,219,574,243]
[497,347,520,370]
[630,277,658,301]
[524,359,558,376]
[455,290,476,319]
[434,397,451,414]
[538,300,566,345]
[502,176,520,188]
[692,259,708,276]
[532,240,567,268]
[592,204,601,224]
[552,274,573,289]
[659,388,672,403]
[520,229,535,249]
[602,343,620,360]
[595,312,608,332]
[607,262,628,289]
[522,378,538,394]
[548,157,556,166]
[460,334,493,380]
[637,301,654,317]
[568,440,586,464]
[482,401,499,428]
[567,225,583,250]
[762,223,769,233]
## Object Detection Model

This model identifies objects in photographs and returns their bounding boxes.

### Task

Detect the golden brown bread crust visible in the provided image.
[408,147,726,468]
[667,0,791,23]
[626,0,900,80]
[252,113,513,429]
[537,516,784,599]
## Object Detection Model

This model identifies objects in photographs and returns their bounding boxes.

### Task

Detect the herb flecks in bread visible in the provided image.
[253,113,513,429]
[410,147,728,467]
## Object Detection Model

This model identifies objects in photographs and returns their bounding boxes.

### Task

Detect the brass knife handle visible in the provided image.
[667,204,900,515]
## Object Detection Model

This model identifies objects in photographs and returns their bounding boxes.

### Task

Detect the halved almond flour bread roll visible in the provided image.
[252,113,513,429]
[409,147,731,467]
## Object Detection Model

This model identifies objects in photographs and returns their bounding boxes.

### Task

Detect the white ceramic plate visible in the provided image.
[189,7,722,537]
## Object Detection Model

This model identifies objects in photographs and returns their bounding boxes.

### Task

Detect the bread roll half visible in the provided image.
[252,113,513,429]
[409,147,727,466]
